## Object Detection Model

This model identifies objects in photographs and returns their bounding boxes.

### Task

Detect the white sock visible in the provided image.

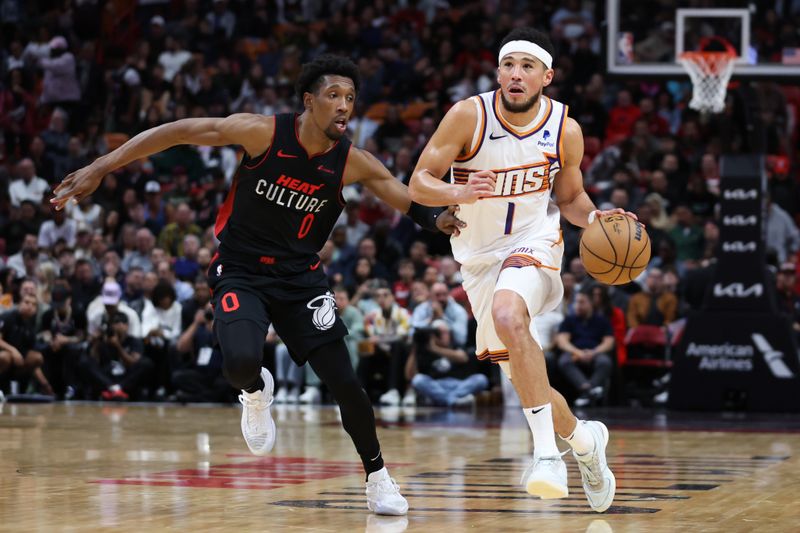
[562,419,594,455]
[523,403,559,457]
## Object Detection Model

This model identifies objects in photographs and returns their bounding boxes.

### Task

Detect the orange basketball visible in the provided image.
[579,214,651,285]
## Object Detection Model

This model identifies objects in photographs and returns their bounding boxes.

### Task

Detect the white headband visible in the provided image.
[498,40,553,69]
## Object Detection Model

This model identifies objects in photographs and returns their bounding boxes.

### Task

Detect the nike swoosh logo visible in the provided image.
[317,165,334,174]
[277,149,298,158]
[531,407,545,415]
[309,260,321,271]
[489,132,507,140]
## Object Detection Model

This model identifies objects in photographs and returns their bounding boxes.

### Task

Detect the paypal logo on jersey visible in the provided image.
[536,130,556,149]
[537,129,555,148]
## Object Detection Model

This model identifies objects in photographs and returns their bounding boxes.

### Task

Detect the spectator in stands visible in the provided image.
[121,228,155,274]
[766,194,800,263]
[9,158,48,207]
[685,174,716,220]
[39,284,85,398]
[360,281,413,406]
[38,205,76,249]
[559,271,577,316]
[172,303,228,402]
[411,282,468,348]
[271,327,303,404]
[79,311,153,400]
[40,109,70,164]
[5,233,37,277]
[155,260,193,303]
[38,37,81,113]
[180,277,211,331]
[143,181,168,235]
[158,36,191,83]
[776,262,800,342]
[158,203,202,258]
[0,292,52,394]
[409,319,488,407]
[87,278,142,340]
[356,236,391,281]
[628,268,677,325]
[605,89,641,145]
[174,234,201,282]
[590,284,627,366]
[392,259,415,308]
[339,200,370,245]
[668,205,704,271]
[439,257,462,290]
[556,291,615,407]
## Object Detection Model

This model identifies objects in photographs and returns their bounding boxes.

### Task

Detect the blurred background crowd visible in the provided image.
[1,0,799,408]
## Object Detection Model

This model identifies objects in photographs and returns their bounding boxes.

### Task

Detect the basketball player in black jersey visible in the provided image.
[52,55,464,516]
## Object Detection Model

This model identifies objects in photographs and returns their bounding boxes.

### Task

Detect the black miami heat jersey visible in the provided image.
[214,113,350,265]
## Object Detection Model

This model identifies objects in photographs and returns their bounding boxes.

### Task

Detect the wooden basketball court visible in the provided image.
[1,403,798,531]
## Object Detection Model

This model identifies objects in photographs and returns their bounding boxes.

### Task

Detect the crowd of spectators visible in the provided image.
[1,1,798,407]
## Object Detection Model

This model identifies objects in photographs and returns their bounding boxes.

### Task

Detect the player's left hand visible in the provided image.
[592,208,639,223]
[436,205,467,236]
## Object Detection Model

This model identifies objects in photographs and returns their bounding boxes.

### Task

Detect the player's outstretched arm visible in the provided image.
[409,99,495,206]
[553,118,636,228]
[346,147,465,235]
[51,113,274,210]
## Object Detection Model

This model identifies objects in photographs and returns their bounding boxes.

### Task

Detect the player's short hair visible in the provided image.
[295,54,360,97]
[499,27,555,61]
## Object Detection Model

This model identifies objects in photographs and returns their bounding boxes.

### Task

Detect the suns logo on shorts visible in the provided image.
[307,292,337,331]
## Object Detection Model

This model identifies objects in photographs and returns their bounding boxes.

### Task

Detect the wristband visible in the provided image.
[408,202,446,232]
[587,211,597,226]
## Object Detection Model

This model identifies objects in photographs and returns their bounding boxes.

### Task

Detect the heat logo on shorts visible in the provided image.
[307,292,337,331]
[452,161,558,198]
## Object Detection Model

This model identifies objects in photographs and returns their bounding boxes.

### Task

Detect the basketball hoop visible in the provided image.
[678,37,737,114]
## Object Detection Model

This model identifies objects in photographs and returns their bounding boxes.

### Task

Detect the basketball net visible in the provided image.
[678,39,737,114]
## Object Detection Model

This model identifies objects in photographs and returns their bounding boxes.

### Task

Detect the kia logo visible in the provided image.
[722,241,757,252]
[723,188,758,200]
[722,215,757,226]
[713,283,763,298]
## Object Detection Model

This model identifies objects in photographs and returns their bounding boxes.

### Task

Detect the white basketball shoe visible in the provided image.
[238,367,276,455]
[521,454,569,499]
[366,467,409,515]
[573,420,616,512]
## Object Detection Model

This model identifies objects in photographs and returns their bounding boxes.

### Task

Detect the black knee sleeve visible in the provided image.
[215,320,266,390]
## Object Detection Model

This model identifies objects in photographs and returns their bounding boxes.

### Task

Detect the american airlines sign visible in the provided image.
[723,188,758,200]
[722,215,757,226]
[713,283,764,298]
[722,241,757,252]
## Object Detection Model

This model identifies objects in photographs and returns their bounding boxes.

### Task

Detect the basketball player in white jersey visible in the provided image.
[410,28,636,512]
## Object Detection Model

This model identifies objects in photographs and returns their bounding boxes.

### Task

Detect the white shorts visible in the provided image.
[461,238,564,367]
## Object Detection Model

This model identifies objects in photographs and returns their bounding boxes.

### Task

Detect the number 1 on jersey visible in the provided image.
[504,202,515,235]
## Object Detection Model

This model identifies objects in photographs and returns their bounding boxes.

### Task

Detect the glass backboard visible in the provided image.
[606,1,800,78]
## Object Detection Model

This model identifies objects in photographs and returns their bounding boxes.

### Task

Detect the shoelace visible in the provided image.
[369,477,401,496]
[576,450,602,487]
[239,393,272,431]
[520,450,569,485]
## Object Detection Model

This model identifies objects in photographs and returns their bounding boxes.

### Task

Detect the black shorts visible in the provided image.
[207,252,348,365]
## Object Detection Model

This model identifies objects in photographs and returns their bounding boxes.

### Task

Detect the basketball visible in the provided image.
[580,214,651,285]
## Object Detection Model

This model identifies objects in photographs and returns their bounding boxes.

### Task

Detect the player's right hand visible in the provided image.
[458,170,496,204]
[51,162,106,211]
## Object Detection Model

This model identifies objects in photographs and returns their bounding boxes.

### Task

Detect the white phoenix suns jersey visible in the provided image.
[450,90,567,267]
